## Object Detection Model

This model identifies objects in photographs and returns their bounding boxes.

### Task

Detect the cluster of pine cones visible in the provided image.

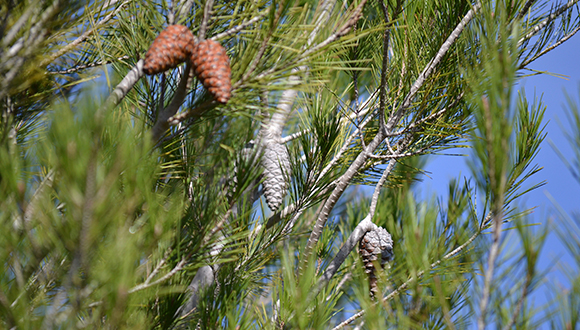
[142,25,231,104]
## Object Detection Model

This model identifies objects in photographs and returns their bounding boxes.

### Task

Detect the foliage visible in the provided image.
[1,0,580,329]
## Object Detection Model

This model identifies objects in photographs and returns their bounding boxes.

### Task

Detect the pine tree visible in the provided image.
[1,0,580,329]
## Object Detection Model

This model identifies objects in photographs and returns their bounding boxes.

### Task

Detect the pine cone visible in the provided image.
[261,141,290,212]
[191,39,232,104]
[143,25,197,75]
[359,227,393,297]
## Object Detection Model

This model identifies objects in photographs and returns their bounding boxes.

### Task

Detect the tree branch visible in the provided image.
[47,55,131,74]
[211,8,270,41]
[386,2,481,132]
[477,211,503,330]
[198,0,214,40]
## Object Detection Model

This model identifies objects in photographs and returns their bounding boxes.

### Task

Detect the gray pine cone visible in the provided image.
[261,141,290,212]
[359,226,393,296]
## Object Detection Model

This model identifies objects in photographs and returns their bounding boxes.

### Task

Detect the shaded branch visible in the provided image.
[151,63,192,141]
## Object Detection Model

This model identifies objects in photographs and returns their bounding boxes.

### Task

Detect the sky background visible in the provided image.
[421,7,580,323]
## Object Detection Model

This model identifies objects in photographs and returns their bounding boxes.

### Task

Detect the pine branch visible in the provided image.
[300,128,386,275]
[301,2,481,276]
[517,0,537,19]
[211,8,270,41]
[385,92,464,137]
[47,55,131,74]
[103,59,144,109]
[198,0,214,40]
[477,211,504,330]
[1,0,62,100]
[176,0,195,21]
[502,271,533,330]
[385,1,481,133]
[128,258,187,293]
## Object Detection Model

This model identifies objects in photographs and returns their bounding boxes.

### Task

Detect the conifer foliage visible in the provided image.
[1,0,580,329]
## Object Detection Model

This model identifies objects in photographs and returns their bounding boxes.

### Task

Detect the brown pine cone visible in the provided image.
[143,25,197,75]
[359,227,393,297]
[191,39,232,104]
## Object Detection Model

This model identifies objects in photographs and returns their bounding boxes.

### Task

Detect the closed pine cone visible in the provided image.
[143,25,197,75]
[359,227,393,297]
[191,39,232,104]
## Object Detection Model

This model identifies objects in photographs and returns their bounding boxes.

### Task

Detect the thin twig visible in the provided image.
[378,0,391,136]
[211,9,270,40]
[128,259,187,293]
[476,212,503,330]
[502,271,532,330]
[368,159,396,219]
[519,24,580,68]
[517,0,580,46]
[198,0,214,40]
[144,255,169,286]
[300,0,367,59]
[47,55,131,74]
